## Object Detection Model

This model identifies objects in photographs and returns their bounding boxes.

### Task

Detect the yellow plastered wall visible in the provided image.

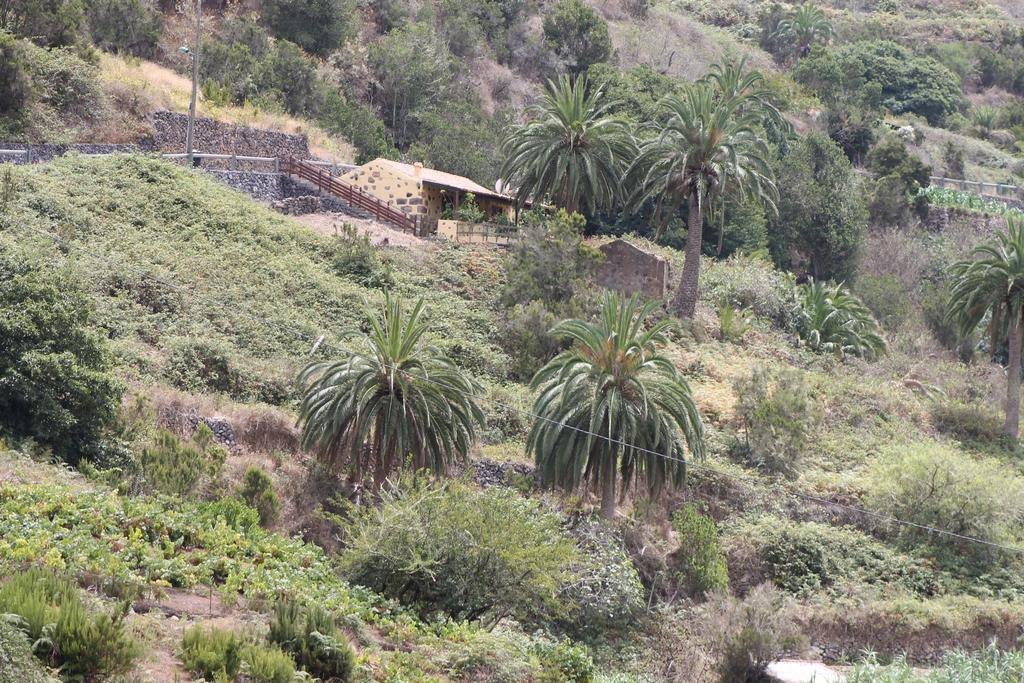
[340,160,430,216]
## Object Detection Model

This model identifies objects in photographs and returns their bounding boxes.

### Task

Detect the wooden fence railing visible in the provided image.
[282,157,421,234]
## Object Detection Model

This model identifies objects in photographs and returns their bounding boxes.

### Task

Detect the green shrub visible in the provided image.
[700,255,794,326]
[717,301,752,343]
[259,0,356,57]
[268,599,355,681]
[49,596,140,682]
[866,444,1024,564]
[500,300,570,381]
[850,643,1024,682]
[2,0,85,47]
[181,625,244,680]
[237,466,281,527]
[165,336,240,395]
[501,210,602,309]
[697,583,805,683]
[0,32,31,123]
[931,400,1005,447]
[0,618,57,683]
[732,366,814,478]
[83,0,161,56]
[670,504,729,597]
[242,643,296,683]
[543,0,612,75]
[558,519,644,633]
[769,132,867,282]
[0,250,121,464]
[721,516,939,597]
[200,497,261,531]
[855,273,911,331]
[24,41,106,124]
[327,222,393,289]
[342,477,576,625]
[139,430,208,497]
[535,638,595,683]
[0,569,139,681]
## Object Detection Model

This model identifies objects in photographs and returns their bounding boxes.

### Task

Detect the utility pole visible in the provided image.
[181,0,201,167]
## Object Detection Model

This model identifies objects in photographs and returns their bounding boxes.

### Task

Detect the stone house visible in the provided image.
[339,158,517,225]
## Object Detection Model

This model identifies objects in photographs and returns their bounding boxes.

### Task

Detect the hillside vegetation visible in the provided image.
[5,0,1024,681]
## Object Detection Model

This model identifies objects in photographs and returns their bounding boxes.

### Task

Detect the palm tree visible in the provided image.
[947,217,1024,439]
[626,77,777,318]
[297,295,484,486]
[526,293,705,519]
[499,73,635,215]
[772,1,833,58]
[795,280,887,360]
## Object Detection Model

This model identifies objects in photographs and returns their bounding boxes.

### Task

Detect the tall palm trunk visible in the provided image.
[600,453,617,519]
[671,190,704,318]
[1006,313,1023,439]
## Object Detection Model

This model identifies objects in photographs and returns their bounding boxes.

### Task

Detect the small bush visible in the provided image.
[732,367,814,478]
[717,301,752,343]
[237,466,281,526]
[670,504,729,597]
[697,583,805,683]
[201,497,261,530]
[140,429,214,497]
[721,516,940,597]
[535,638,595,683]
[327,223,393,289]
[866,444,1024,564]
[700,255,793,326]
[165,336,240,395]
[181,625,244,680]
[83,0,161,57]
[930,400,1005,447]
[500,300,570,381]
[558,519,644,634]
[242,644,296,683]
[855,273,911,331]
[342,477,576,625]
[0,618,55,683]
[0,568,139,681]
[268,599,355,681]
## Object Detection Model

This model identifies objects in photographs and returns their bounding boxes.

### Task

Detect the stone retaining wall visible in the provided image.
[205,170,286,201]
[596,239,669,299]
[0,143,146,163]
[150,111,309,169]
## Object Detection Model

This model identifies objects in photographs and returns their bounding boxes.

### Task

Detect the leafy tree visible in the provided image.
[406,96,509,186]
[368,22,455,147]
[771,1,833,60]
[259,0,355,57]
[527,293,705,519]
[794,280,887,360]
[866,135,931,226]
[500,210,601,308]
[770,132,867,281]
[83,0,161,57]
[626,65,778,317]
[793,41,962,125]
[237,466,280,526]
[586,62,682,124]
[500,74,634,215]
[0,0,84,47]
[296,295,484,487]
[670,504,729,596]
[947,217,1024,439]
[0,31,30,122]
[543,0,612,75]
[0,252,121,463]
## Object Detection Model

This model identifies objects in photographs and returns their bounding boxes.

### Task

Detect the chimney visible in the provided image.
[413,161,423,177]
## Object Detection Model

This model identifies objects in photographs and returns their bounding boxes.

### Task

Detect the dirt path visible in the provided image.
[292,211,434,252]
[768,660,844,682]
[128,587,264,682]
